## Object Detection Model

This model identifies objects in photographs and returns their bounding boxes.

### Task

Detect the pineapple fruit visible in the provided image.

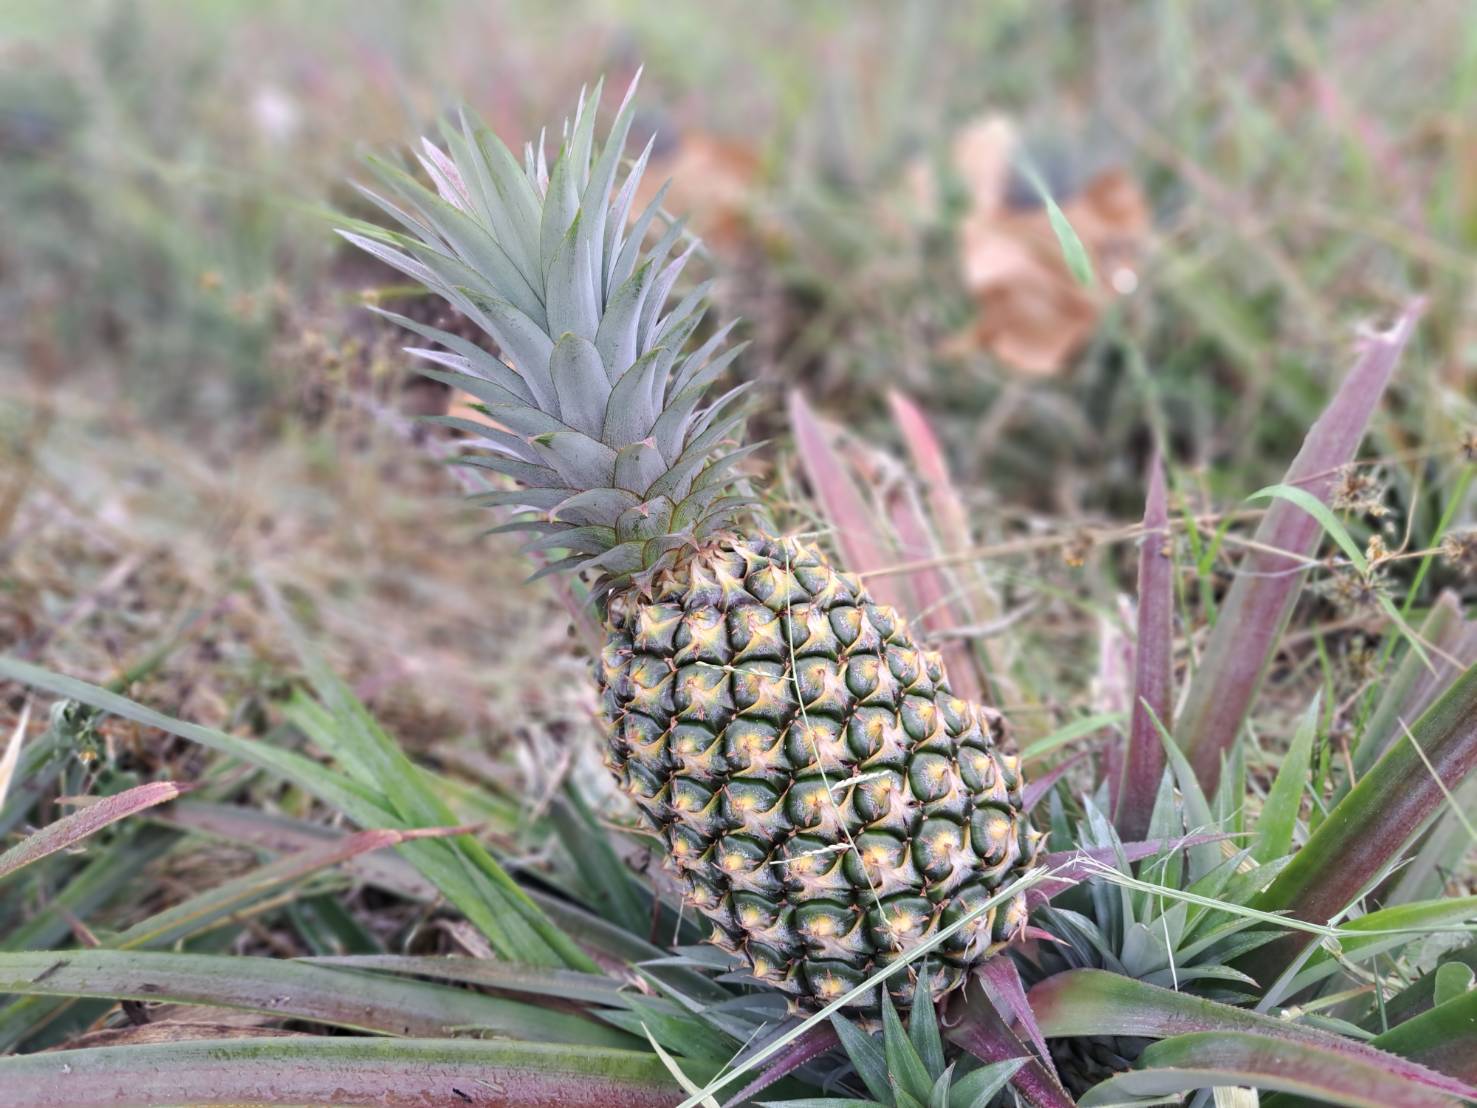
[345,79,1042,1008]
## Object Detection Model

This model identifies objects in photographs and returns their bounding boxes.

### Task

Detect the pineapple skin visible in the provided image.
[599,535,1042,1008]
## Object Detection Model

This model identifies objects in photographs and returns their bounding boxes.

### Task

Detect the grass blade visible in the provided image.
[1281,896,1477,996]
[0,656,591,972]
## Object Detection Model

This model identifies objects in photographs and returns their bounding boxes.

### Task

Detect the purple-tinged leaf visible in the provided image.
[1116,452,1173,842]
[974,956,1052,1067]
[1095,604,1133,810]
[720,1023,840,1107]
[888,389,1004,698]
[885,483,985,703]
[1078,1031,1463,1108]
[946,978,1073,1108]
[789,391,913,615]
[0,780,188,881]
[886,390,972,563]
[164,801,439,901]
[1372,988,1477,1082]
[1177,304,1422,793]
[0,1035,711,1107]
[1248,660,1477,982]
[1027,969,1477,1102]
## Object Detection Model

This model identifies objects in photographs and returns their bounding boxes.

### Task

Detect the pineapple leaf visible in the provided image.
[362,154,545,323]
[882,991,934,1104]
[831,1014,892,1104]
[453,452,563,488]
[0,949,628,1046]
[1078,1030,1472,1108]
[610,180,672,293]
[602,348,667,446]
[0,1036,715,1107]
[462,112,545,287]
[640,241,699,351]
[946,1059,1027,1108]
[1176,305,1421,792]
[550,487,643,526]
[595,260,654,380]
[528,431,618,489]
[907,992,946,1081]
[1249,659,1477,983]
[613,440,668,494]
[577,74,640,300]
[549,333,610,438]
[1370,987,1477,1082]
[545,210,601,341]
[368,303,532,398]
[604,134,656,293]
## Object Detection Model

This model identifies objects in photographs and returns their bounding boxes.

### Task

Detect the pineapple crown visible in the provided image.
[340,75,757,592]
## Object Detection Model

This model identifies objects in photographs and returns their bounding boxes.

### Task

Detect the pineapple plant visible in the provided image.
[1019,785,1276,1097]
[340,79,1042,1010]
[5,41,1477,1108]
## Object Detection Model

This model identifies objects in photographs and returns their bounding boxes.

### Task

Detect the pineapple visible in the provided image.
[344,79,1042,1009]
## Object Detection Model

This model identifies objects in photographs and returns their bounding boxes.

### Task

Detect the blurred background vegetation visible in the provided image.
[2,0,1475,747]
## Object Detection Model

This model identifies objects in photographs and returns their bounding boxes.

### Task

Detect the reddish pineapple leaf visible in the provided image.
[0,780,189,881]
[1176,304,1422,793]
[1115,451,1174,842]
[719,1023,840,1107]
[947,977,1072,1108]
[973,956,1053,1068]
[1078,1031,1463,1108]
[886,390,972,555]
[888,388,1008,694]
[885,482,986,702]
[789,390,913,615]
[1028,969,1477,1103]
